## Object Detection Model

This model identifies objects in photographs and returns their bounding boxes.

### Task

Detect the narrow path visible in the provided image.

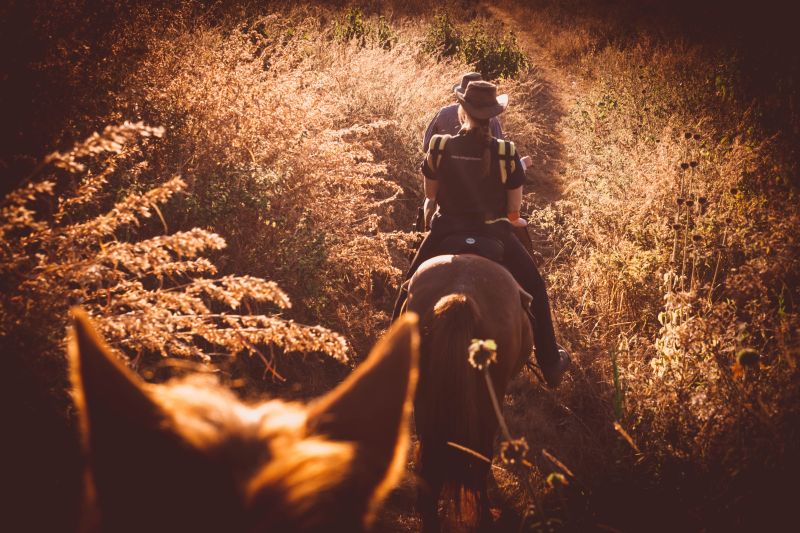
[377,9,589,530]
[482,2,580,206]
[478,2,586,264]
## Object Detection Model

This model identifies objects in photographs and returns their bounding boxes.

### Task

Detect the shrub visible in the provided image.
[423,12,461,58]
[460,22,529,80]
[335,7,397,50]
[423,14,529,80]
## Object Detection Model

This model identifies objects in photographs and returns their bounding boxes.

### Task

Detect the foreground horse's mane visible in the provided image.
[69,308,419,533]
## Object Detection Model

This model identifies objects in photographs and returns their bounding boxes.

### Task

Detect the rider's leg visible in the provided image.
[502,235,561,369]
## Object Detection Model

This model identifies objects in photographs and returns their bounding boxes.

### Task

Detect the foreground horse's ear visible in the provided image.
[306,313,420,520]
[68,308,164,444]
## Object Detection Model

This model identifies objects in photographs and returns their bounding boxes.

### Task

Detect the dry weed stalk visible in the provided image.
[500,1,800,526]
[0,123,348,369]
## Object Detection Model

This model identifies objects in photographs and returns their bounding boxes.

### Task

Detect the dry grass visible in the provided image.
[97,6,473,357]
[491,1,800,530]
[4,1,799,531]
[0,123,349,373]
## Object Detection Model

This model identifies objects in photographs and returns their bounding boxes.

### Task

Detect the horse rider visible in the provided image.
[424,72,534,171]
[393,80,571,388]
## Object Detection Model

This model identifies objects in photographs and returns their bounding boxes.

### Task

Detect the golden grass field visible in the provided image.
[2,1,798,531]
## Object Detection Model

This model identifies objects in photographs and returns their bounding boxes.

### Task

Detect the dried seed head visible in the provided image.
[671,223,682,230]
[468,338,498,370]
[692,234,702,242]
[499,438,529,465]
[680,162,689,170]
[690,161,698,168]
[685,199,695,207]
[736,347,759,368]
[546,472,569,489]
[698,196,708,205]
[725,217,733,224]
[693,133,701,140]
[730,187,738,194]
[684,132,692,139]
[677,197,685,205]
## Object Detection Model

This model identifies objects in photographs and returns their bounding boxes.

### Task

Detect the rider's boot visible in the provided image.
[540,344,572,388]
[526,306,572,388]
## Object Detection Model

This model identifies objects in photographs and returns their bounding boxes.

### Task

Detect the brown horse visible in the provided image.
[68,308,419,533]
[406,254,534,532]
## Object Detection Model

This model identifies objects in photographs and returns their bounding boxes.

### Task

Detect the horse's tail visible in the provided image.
[416,293,492,529]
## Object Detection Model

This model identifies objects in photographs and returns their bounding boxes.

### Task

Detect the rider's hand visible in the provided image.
[520,155,533,171]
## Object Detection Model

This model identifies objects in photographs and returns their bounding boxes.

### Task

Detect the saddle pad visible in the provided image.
[436,233,505,263]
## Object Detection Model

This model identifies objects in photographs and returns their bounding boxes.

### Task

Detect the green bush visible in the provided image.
[335,7,397,50]
[424,15,528,80]
[461,23,528,80]
[423,13,461,58]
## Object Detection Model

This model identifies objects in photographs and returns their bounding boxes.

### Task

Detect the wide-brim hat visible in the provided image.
[453,72,483,95]
[455,80,508,120]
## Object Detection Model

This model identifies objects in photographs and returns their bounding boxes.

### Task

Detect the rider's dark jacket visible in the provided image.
[423,131,524,223]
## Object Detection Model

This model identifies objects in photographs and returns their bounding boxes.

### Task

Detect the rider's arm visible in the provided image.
[507,186,522,213]
[423,179,439,228]
[422,134,448,229]
[424,177,439,200]
[506,186,527,228]
[505,151,527,227]
[422,110,440,152]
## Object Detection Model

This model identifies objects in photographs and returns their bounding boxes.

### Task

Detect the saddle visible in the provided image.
[435,232,505,263]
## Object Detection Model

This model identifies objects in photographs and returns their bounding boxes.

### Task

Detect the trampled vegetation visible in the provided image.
[2,0,798,531]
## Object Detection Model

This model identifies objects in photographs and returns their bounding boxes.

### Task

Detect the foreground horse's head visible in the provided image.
[69,309,419,533]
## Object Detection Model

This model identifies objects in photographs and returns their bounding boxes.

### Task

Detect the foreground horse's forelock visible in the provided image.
[69,308,419,533]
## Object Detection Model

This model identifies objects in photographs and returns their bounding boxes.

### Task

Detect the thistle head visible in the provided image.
[468,338,497,370]
[546,472,569,489]
[499,437,529,465]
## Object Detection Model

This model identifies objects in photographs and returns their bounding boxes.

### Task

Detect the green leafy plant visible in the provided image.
[424,15,528,80]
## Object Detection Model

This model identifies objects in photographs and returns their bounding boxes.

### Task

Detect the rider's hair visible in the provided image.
[458,105,492,178]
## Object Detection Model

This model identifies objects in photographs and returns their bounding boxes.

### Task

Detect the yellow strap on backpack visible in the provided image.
[497,140,517,184]
[425,134,450,174]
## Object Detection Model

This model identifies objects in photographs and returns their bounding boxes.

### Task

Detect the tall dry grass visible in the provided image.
[493,1,800,530]
[0,122,349,375]
[94,6,473,356]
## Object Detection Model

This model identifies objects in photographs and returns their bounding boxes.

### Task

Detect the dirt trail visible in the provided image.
[482,2,580,206]
[478,3,584,262]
